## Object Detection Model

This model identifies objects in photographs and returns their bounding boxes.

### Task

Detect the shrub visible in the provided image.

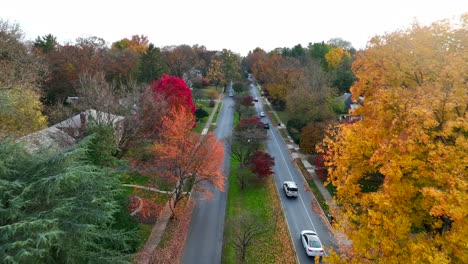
[195,108,209,121]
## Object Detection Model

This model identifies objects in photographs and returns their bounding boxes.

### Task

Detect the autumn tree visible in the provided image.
[206,55,226,90]
[103,48,141,85]
[192,44,216,76]
[146,107,225,216]
[227,117,267,167]
[249,150,275,180]
[325,47,351,70]
[252,53,303,109]
[117,86,168,158]
[112,34,149,54]
[230,212,270,263]
[43,36,107,104]
[161,45,196,78]
[319,16,467,263]
[233,95,255,121]
[300,122,330,154]
[286,60,336,123]
[221,49,242,82]
[243,47,267,73]
[149,74,195,115]
[0,20,47,137]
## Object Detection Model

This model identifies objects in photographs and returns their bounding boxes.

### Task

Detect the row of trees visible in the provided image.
[0,18,243,140]
[244,39,357,152]
[319,15,467,263]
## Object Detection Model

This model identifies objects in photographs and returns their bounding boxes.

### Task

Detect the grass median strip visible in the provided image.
[223,158,295,263]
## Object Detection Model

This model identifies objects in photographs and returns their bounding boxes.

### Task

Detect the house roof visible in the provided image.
[19,126,76,154]
[19,109,124,154]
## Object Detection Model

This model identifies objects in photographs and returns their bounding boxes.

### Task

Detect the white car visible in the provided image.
[259,111,265,117]
[283,181,298,197]
[300,230,324,257]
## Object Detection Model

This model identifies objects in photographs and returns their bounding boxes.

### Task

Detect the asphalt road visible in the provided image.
[182,86,234,264]
[250,84,338,263]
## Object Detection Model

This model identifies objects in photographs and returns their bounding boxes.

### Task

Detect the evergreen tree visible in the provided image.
[0,138,137,264]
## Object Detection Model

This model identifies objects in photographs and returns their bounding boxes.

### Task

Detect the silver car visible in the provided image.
[283,181,298,197]
[300,230,324,257]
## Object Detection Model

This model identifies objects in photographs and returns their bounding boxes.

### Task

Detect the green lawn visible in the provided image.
[275,110,291,127]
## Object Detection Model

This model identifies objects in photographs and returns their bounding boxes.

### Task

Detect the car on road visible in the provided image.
[283,181,298,197]
[229,92,233,97]
[263,122,270,129]
[259,111,265,117]
[300,230,324,257]
[254,97,258,102]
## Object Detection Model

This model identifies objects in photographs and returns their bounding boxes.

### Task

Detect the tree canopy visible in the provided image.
[319,15,467,263]
[0,139,138,263]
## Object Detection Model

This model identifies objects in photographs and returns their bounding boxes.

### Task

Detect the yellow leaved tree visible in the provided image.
[0,20,47,138]
[319,15,467,263]
[325,47,350,70]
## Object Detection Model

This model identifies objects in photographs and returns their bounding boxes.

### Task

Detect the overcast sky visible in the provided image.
[1,0,467,56]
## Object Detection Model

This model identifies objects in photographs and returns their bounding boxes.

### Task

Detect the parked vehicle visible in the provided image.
[283,181,298,197]
[300,230,324,257]
[259,111,265,117]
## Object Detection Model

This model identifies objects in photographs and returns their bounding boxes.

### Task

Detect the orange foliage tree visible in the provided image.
[150,107,225,216]
[319,15,467,263]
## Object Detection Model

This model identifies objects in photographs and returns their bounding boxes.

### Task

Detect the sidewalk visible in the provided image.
[201,98,221,136]
[136,96,223,264]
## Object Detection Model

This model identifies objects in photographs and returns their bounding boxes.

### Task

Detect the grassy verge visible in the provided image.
[294,159,329,213]
[223,159,295,263]
[279,129,289,141]
[213,102,223,123]
[275,110,291,126]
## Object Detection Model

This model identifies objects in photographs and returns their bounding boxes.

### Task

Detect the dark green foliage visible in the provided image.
[209,100,216,107]
[0,139,138,264]
[331,57,356,93]
[307,42,332,68]
[282,44,307,64]
[286,118,306,144]
[195,107,209,121]
[85,124,120,166]
[33,34,58,54]
[232,82,244,93]
[332,68,356,93]
[137,43,167,84]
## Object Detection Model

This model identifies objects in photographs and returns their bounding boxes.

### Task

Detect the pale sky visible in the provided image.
[1,0,467,56]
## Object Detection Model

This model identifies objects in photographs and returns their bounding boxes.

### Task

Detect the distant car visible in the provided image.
[229,92,233,97]
[300,230,324,257]
[254,97,259,102]
[259,111,265,117]
[263,122,270,129]
[283,181,298,197]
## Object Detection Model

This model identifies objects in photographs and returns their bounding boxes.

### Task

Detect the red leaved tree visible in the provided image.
[236,116,264,131]
[250,150,275,180]
[151,106,224,217]
[149,74,196,115]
